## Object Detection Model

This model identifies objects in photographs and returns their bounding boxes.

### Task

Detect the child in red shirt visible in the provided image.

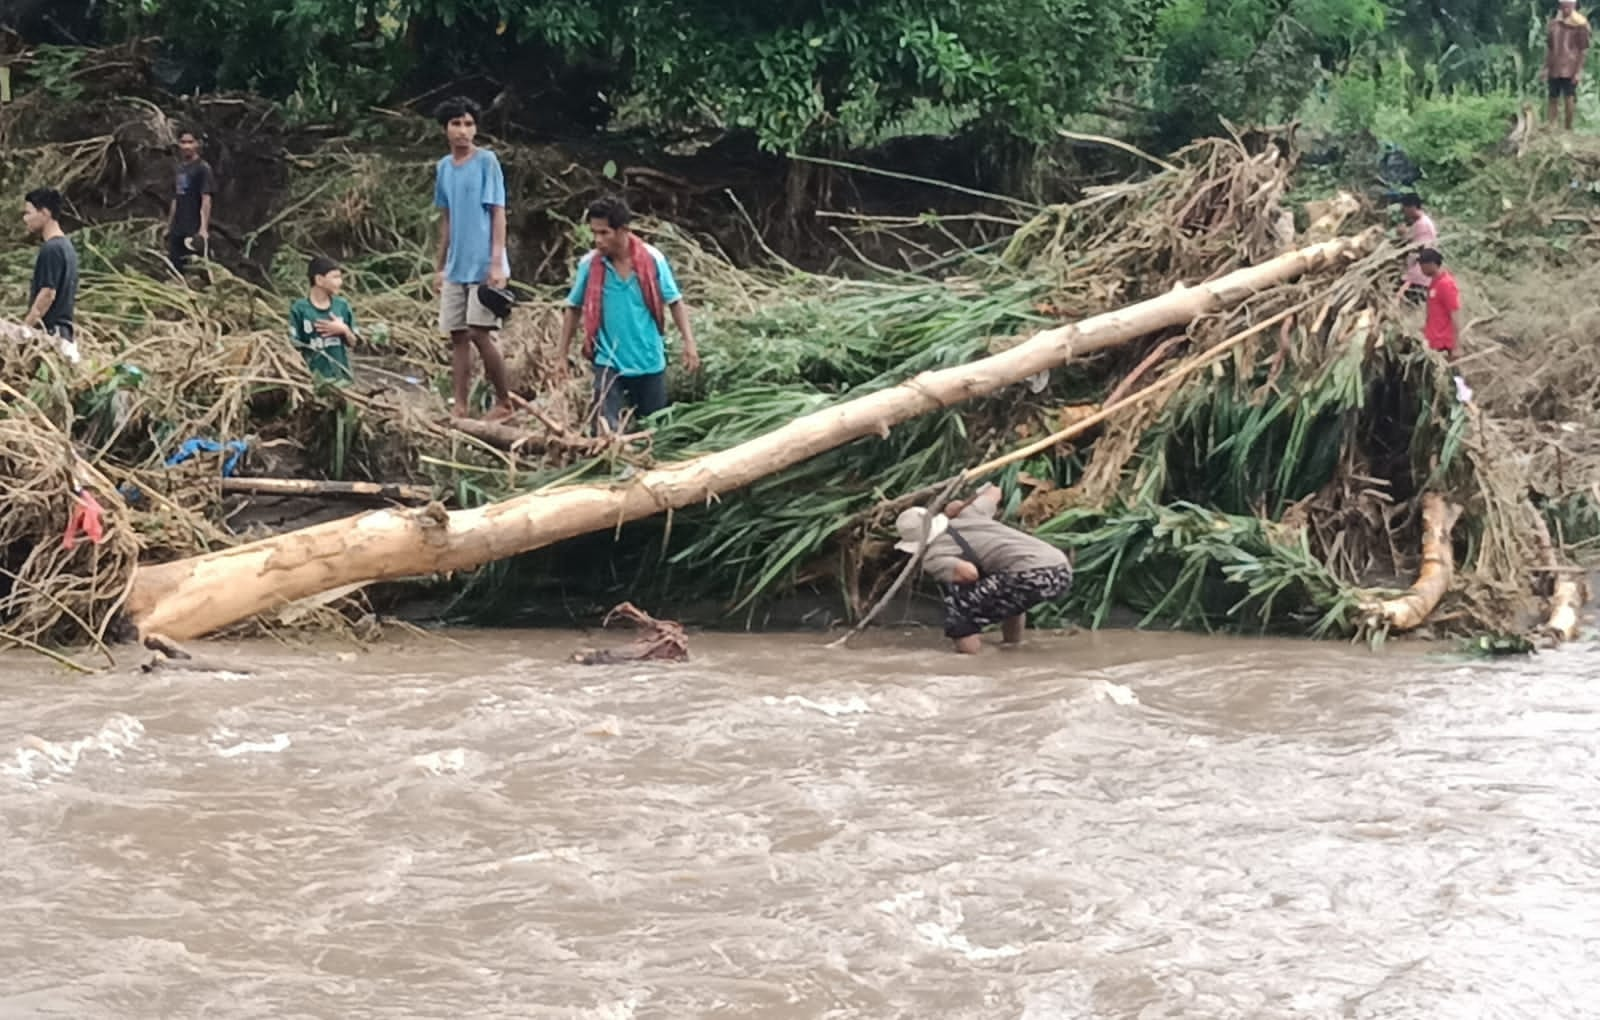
[1418,248,1460,358]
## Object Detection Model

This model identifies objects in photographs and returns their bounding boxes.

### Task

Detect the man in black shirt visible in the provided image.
[21,187,79,359]
[167,128,215,272]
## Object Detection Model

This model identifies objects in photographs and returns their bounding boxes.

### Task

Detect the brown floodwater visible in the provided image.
[2,629,1598,1018]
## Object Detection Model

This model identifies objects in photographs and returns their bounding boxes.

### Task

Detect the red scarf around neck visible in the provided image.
[582,233,664,361]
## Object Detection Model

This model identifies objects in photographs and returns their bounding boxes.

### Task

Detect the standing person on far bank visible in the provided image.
[20,187,80,362]
[432,96,515,421]
[895,483,1073,655]
[557,196,700,432]
[1396,194,1438,304]
[1545,0,1592,131]
[167,128,215,273]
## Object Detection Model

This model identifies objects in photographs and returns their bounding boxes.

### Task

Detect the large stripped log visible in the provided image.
[125,230,1380,640]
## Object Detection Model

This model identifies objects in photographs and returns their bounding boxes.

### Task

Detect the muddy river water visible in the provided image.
[2,630,1598,1019]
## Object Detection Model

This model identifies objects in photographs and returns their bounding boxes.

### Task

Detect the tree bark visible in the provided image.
[125,231,1379,640]
[1369,492,1462,632]
[221,477,434,502]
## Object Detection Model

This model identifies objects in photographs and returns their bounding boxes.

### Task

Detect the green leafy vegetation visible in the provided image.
[82,0,1578,156]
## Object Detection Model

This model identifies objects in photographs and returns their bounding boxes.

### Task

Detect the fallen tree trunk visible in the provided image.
[221,477,434,503]
[448,417,634,456]
[1368,492,1463,632]
[125,231,1379,640]
[1544,578,1586,642]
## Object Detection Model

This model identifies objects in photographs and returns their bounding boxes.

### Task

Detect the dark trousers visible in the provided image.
[168,233,194,271]
[591,366,668,432]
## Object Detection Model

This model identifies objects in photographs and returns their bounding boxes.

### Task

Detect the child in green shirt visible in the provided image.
[288,256,356,382]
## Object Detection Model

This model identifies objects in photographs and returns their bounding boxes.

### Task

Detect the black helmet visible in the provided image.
[478,285,516,320]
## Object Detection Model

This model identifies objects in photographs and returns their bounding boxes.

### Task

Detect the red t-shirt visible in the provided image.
[1424,270,1460,352]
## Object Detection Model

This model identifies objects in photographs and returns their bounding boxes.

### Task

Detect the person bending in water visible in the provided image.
[895,483,1073,654]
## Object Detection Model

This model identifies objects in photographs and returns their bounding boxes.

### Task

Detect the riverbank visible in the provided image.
[2,54,1598,656]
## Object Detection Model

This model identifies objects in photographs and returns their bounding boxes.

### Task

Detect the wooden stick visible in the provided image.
[827,473,969,649]
[1056,129,1181,174]
[221,477,433,503]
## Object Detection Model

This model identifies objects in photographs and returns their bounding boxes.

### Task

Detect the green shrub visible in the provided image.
[1377,93,1518,186]
[1329,73,1382,137]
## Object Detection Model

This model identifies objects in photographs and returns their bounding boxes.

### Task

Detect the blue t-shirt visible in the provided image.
[565,244,682,377]
[433,149,507,285]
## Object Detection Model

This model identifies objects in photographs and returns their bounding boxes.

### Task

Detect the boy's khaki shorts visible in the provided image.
[439,283,502,335]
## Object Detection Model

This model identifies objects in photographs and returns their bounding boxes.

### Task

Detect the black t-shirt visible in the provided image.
[173,159,215,236]
[30,235,78,337]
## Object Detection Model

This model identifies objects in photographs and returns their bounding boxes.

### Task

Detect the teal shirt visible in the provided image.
[564,244,682,377]
[288,296,355,382]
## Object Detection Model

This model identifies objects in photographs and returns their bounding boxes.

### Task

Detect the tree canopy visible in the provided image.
[72,0,1562,147]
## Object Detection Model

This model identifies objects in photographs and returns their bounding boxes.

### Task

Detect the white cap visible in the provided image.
[894,507,950,555]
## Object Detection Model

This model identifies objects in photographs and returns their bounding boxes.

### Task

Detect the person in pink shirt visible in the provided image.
[1396,194,1438,304]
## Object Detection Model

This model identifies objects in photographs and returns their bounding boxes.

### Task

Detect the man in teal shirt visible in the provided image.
[557,196,700,431]
[288,256,355,382]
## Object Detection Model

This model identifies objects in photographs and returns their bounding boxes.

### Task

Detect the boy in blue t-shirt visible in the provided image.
[431,96,514,421]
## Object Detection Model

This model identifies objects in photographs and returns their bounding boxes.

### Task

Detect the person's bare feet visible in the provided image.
[952,635,983,655]
[483,402,516,423]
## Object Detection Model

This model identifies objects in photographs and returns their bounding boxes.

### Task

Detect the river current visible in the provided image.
[3,629,1597,1018]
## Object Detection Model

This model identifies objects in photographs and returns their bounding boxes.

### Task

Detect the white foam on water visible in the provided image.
[588,994,642,1020]
[214,733,291,758]
[413,747,468,774]
[3,714,145,783]
[1093,680,1140,706]
[913,921,1023,961]
[506,846,589,866]
[875,888,1024,962]
[765,694,871,717]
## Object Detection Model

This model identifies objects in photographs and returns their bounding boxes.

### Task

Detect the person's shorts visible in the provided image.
[1402,284,1430,305]
[941,564,1073,640]
[439,283,502,334]
[1549,77,1578,99]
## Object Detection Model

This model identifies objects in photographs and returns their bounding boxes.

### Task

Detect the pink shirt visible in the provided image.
[1403,213,1438,288]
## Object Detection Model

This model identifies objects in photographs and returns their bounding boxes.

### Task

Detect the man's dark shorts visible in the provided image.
[1402,284,1430,306]
[942,564,1073,639]
[1550,77,1578,99]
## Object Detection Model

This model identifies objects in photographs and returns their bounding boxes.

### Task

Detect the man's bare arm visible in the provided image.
[435,212,451,284]
[489,206,507,286]
[669,300,699,372]
[949,560,981,584]
[22,287,55,328]
[557,305,581,364]
[199,194,212,237]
